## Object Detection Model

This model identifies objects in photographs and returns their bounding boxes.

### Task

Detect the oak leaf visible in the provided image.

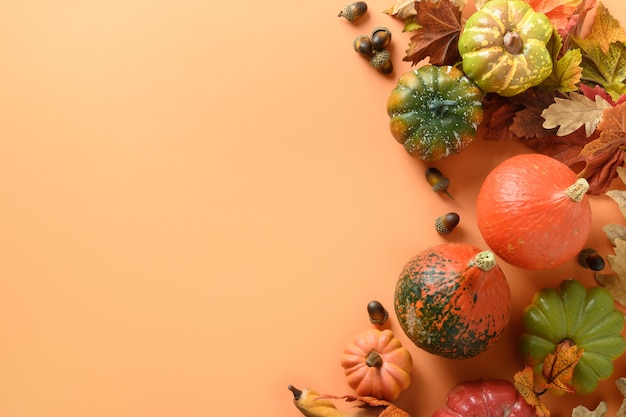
[401,0,462,66]
[514,366,550,417]
[542,340,583,393]
[321,394,411,417]
[541,92,611,136]
[572,402,608,417]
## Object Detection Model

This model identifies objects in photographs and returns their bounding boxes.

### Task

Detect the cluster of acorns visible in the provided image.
[337,2,393,75]
[353,27,393,74]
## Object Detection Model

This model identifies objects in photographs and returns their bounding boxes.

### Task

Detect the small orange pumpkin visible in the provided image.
[340,328,412,401]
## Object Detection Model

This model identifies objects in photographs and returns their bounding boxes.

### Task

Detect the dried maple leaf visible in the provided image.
[542,340,583,393]
[509,89,561,138]
[514,366,550,417]
[401,0,462,66]
[478,94,525,142]
[572,402,608,417]
[541,92,611,136]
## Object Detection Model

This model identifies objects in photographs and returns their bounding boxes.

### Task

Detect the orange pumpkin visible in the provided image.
[340,328,412,401]
[476,154,592,270]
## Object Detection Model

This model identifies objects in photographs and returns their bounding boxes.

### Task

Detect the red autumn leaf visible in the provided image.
[402,0,462,66]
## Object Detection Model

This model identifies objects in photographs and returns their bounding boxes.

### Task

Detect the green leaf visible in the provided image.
[573,37,626,100]
[541,48,583,92]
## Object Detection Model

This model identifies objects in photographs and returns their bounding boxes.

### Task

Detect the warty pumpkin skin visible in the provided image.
[387,65,484,161]
[458,0,553,96]
[476,153,592,270]
[432,379,536,417]
[394,242,511,359]
[340,328,413,401]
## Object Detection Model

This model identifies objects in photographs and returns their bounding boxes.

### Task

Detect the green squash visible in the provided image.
[386,65,483,161]
[518,279,626,395]
[458,0,553,97]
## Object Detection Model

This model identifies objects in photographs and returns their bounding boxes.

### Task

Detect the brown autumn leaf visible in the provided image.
[542,339,583,393]
[478,94,525,142]
[572,402,608,417]
[320,394,411,417]
[514,366,550,417]
[401,0,462,66]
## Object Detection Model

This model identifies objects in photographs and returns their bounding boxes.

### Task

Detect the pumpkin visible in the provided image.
[476,153,592,270]
[458,0,553,96]
[518,279,626,395]
[394,242,511,359]
[340,328,413,401]
[432,379,536,417]
[386,65,483,161]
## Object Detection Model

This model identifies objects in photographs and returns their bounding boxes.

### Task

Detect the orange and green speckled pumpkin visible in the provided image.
[386,65,483,161]
[394,242,511,359]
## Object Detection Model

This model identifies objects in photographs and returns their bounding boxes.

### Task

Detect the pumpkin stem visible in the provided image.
[428,99,457,118]
[365,351,383,367]
[469,250,496,272]
[566,178,589,202]
[503,31,523,54]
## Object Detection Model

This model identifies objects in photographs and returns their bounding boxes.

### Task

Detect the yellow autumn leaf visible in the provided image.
[542,340,583,393]
[585,2,626,54]
[514,366,550,417]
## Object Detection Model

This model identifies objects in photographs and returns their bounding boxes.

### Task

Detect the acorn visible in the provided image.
[435,212,460,235]
[353,34,373,56]
[370,26,392,50]
[338,1,368,21]
[425,167,453,199]
[366,300,388,325]
[578,248,605,271]
[369,49,393,74]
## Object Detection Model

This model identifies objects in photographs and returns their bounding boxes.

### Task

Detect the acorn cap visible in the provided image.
[369,49,391,69]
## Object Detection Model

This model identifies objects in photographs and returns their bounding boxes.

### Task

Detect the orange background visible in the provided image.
[1,1,626,416]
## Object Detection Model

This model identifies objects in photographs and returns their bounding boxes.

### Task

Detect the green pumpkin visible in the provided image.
[518,279,626,395]
[386,65,483,161]
[458,0,553,97]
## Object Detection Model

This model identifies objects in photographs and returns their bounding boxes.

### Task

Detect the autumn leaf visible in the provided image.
[527,0,591,37]
[541,91,611,136]
[384,0,418,19]
[542,340,583,393]
[401,0,462,66]
[509,89,561,138]
[322,394,412,417]
[572,402,608,417]
[514,366,550,417]
[585,2,626,53]
[573,37,626,100]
